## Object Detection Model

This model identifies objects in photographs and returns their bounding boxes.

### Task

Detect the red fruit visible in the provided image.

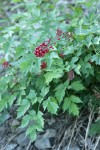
[56,29,62,37]
[59,53,64,58]
[45,49,49,53]
[49,46,53,49]
[58,38,60,40]
[2,61,9,67]
[34,42,49,57]
[41,62,47,69]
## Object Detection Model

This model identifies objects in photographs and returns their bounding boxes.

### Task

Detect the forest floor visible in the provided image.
[0,105,100,150]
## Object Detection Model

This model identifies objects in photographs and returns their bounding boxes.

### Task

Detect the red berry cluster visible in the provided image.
[56,29,63,37]
[41,62,47,69]
[34,42,49,57]
[2,61,9,68]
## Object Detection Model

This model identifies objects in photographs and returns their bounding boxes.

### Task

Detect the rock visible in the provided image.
[11,119,20,127]
[17,127,27,134]
[5,143,17,150]
[35,137,51,149]
[34,129,56,149]
[16,146,23,150]
[44,129,56,138]
[16,133,30,147]
[0,126,5,137]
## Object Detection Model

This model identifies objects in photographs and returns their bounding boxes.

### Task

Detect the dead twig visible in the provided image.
[84,110,94,150]
[57,125,72,150]
[93,135,100,150]
[26,140,32,150]
[67,119,77,150]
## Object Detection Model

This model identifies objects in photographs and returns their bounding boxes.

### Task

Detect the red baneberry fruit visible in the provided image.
[56,29,63,37]
[2,61,9,68]
[41,62,47,69]
[59,53,64,58]
[34,42,49,57]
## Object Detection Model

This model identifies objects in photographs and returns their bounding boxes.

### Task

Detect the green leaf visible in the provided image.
[55,81,69,104]
[21,115,31,128]
[31,8,40,17]
[75,0,86,3]
[43,100,48,111]
[70,95,82,103]
[74,64,81,75]
[55,84,66,103]
[71,57,78,64]
[64,46,76,55]
[0,78,8,90]
[89,120,100,136]
[0,111,10,125]
[69,102,79,116]
[27,90,37,105]
[19,54,34,73]
[63,97,71,112]
[47,97,59,114]
[93,36,100,45]
[63,95,81,115]
[86,35,93,48]
[27,111,44,134]
[26,126,37,141]
[35,111,44,131]
[45,69,63,84]
[81,62,94,76]
[47,52,59,67]
[12,0,22,2]
[40,86,49,97]
[27,90,37,99]
[91,54,100,65]
[50,52,59,59]
[36,75,45,89]
[70,81,85,91]
[17,99,30,118]
[48,52,59,66]
[75,28,90,36]
[0,98,8,112]
[84,54,91,62]
[20,60,32,73]
[8,92,18,107]
[26,111,44,138]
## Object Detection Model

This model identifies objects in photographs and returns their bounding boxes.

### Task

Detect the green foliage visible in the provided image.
[89,120,100,136]
[63,95,82,116]
[0,0,100,141]
[70,81,85,91]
